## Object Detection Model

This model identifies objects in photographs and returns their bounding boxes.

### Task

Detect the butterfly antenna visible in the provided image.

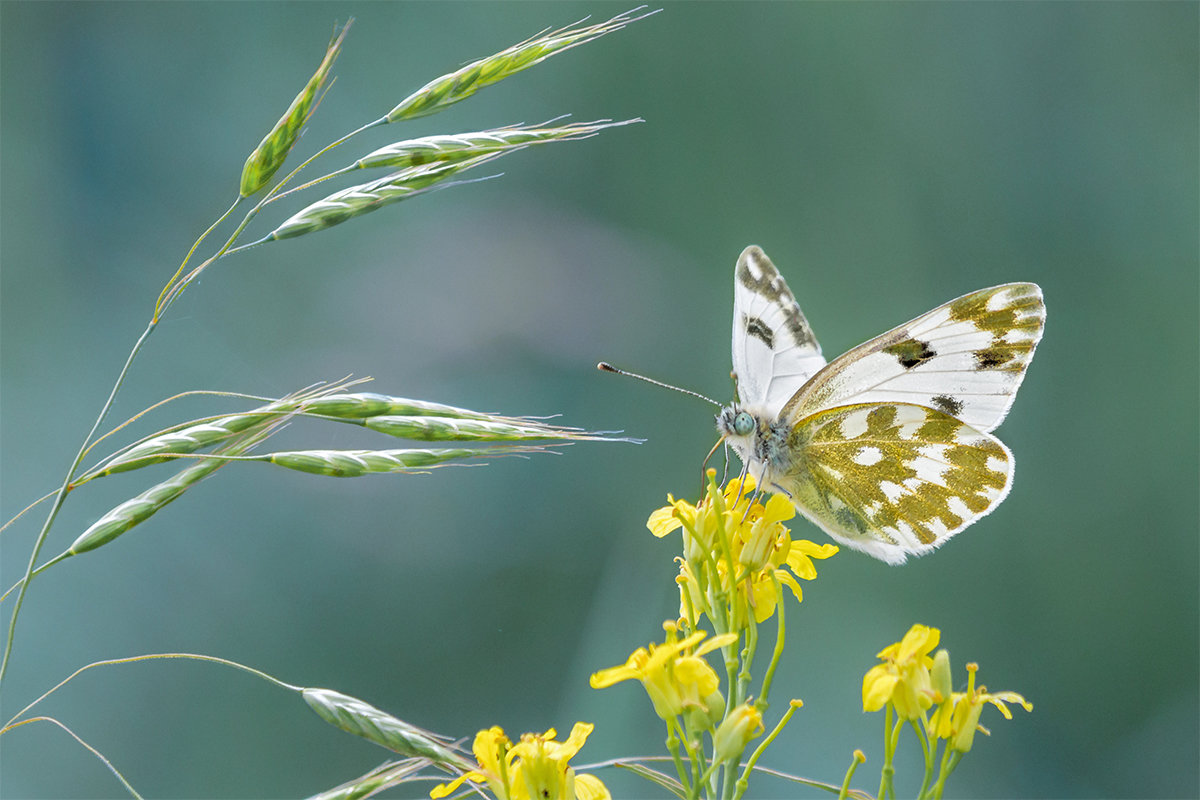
[597,362,722,408]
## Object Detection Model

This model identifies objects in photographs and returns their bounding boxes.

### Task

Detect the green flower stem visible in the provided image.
[0,319,157,684]
[913,717,935,799]
[734,700,802,800]
[878,704,897,800]
[665,718,693,800]
[712,484,742,634]
[930,748,962,799]
[838,750,867,800]
[757,573,787,705]
[736,603,757,704]
[680,712,710,799]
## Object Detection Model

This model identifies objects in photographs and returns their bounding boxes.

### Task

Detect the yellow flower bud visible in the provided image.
[713,704,764,762]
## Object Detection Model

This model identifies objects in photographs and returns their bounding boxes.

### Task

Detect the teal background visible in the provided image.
[2,2,1196,798]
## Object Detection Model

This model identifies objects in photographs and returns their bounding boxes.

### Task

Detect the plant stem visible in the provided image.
[757,572,786,703]
[1,320,158,683]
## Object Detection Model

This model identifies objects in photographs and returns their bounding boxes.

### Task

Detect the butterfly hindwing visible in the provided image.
[781,283,1045,433]
[773,402,1013,565]
[731,246,826,416]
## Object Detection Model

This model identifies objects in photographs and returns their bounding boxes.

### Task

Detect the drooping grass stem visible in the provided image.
[1,319,157,683]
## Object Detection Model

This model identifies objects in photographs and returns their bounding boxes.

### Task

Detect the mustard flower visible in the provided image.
[737,515,838,624]
[945,662,1033,752]
[649,476,836,626]
[712,703,765,762]
[430,723,609,800]
[862,624,941,720]
[648,474,754,563]
[590,621,737,724]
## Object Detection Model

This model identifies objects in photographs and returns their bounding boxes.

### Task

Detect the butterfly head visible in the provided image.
[717,405,756,438]
[715,403,765,469]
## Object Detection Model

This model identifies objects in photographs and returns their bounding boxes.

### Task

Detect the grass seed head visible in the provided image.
[354,120,638,171]
[70,454,227,555]
[263,446,533,477]
[267,154,502,240]
[302,392,516,420]
[303,688,473,769]
[385,8,654,122]
[240,22,351,196]
[94,410,284,476]
[362,414,624,442]
[70,429,272,554]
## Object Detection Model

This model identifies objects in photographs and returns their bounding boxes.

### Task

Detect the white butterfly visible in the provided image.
[716,245,1045,564]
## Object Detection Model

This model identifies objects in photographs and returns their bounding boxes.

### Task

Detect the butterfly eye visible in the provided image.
[733,411,755,437]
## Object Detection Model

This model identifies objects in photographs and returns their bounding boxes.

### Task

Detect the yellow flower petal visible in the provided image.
[674,655,721,698]
[775,569,804,605]
[694,631,738,656]
[897,624,940,663]
[762,492,796,522]
[863,666,900,712]
[647,502,683,537]
[574,773,611,800]
[560,722,593,758]
[986,690,1033,717]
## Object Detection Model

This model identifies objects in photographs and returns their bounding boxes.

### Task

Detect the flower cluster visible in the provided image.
[649,472,837,629]
[863,624,1033,799]
[434,486,1031,800]
[590,620,734,727]
[584,475,833,798]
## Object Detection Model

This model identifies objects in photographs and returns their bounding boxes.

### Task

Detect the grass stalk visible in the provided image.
[1,319,158,684]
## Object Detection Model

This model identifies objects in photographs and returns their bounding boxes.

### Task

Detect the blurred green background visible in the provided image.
[2,2,1196,798]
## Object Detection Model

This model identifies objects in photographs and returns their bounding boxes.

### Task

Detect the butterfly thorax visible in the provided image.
[716,404,798,491]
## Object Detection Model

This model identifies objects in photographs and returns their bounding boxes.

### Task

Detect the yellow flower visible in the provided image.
[590,621,737,722]
[944,663,1033,752]
[511,723,610,800]
[712,703,765,762]
[647,496,688,538]
[430,726,511,799]
[648,474,755,562]
[651,477,837,627]
[862,624,941,720]
[739,534,838,624]
[429,723,609,800]
[928,649,955,739]
[738,493,796,570]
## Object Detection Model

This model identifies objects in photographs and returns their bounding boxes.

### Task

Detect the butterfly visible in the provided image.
[716,245,1045,564]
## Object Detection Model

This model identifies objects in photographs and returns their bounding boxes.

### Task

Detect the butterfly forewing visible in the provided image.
[782,283,1045,433]
[731,246,826,416]
[775,402,1014,565]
